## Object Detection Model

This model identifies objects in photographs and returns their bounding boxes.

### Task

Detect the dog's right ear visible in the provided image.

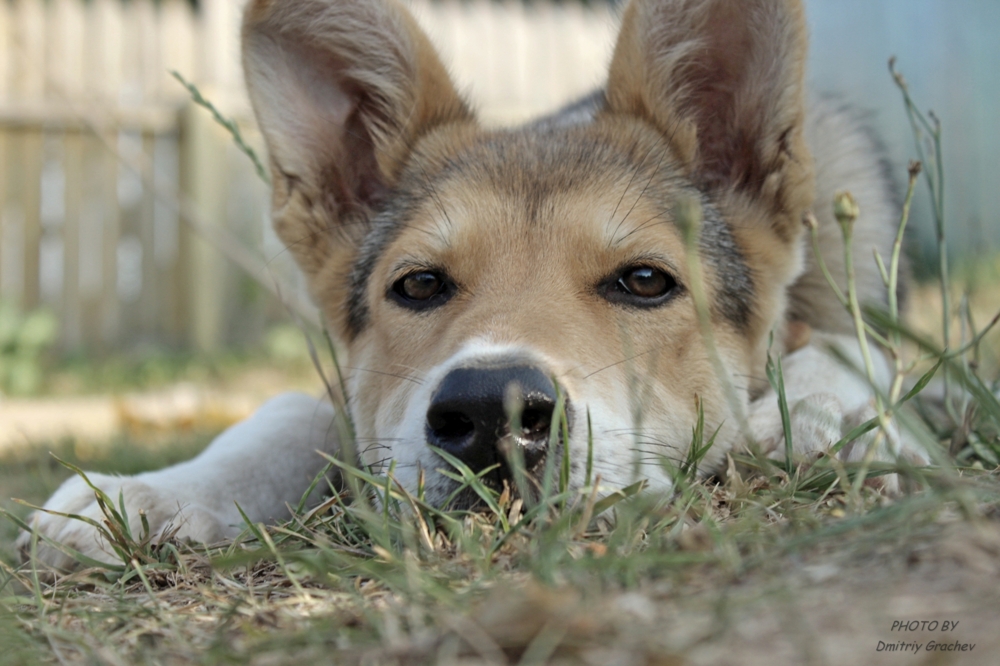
[242,0,472,278]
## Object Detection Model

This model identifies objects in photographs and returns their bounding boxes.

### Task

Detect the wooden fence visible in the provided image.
[0,0,618,353]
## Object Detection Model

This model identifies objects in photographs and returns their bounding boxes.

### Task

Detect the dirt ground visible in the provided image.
[580,518,1000,666]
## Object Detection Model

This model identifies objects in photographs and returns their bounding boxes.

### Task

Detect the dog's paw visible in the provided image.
[15,473,229,570]
[747,392,844,460]
[837,401,932,493]
[745,394,931,492]
[837,401,931,466]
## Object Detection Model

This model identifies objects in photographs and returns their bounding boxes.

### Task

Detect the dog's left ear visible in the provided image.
[606,0,812,224]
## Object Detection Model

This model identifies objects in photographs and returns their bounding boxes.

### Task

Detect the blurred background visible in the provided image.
[0,0,997,474]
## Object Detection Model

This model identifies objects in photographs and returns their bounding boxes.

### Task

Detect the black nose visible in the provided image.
[426,365,558,477]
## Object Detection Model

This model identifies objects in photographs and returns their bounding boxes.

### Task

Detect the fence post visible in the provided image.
[178,99,229,352]
[50,0,86,350]
[7,0,45,310]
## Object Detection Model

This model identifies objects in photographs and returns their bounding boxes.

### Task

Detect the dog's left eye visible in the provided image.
[619,267,673,298]
[390,270,451,309]
[602,265,679,306]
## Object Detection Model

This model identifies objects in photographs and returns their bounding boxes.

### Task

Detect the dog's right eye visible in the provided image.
[390,271,451,310]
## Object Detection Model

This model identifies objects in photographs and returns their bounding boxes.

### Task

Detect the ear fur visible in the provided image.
[242,0,472,277]
[606,0,812,226]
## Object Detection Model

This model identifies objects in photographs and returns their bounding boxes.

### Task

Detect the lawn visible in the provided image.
[2,426,998,664]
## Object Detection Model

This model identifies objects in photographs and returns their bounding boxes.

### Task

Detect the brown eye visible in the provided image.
[400,272,443,300]
[390,270,452,310]
[601,265,680,307]
[618,266,674,298]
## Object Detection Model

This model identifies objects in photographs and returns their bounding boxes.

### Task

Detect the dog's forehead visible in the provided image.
[393,122,692,246]
[437,122,679,201]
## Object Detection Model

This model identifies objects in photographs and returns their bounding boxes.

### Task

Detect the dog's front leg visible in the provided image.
[16,392,339,569]
[745,331,930,487]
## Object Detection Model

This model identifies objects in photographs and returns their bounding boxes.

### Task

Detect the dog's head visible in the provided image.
[242,0,813,503]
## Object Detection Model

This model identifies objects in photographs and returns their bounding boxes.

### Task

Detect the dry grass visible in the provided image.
[3,459,999,665]
[3,63,1000,666]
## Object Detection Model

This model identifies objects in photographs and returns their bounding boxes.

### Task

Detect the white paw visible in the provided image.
[746,394,931,492]
[16,473,229,570]
[748,392,845,460]
[838,402,932,493]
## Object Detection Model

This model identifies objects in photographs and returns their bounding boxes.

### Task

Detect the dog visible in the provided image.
[17,0,929,569]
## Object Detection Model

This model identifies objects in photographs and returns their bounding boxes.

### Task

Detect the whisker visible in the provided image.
[604,146,655,241]
[609,149,668,247]
[600,427,650,435]
[386,364,428,382]
[358,443,392,456]
[345,366,425,385]
[582,344,668,380]
[612,210,671,245]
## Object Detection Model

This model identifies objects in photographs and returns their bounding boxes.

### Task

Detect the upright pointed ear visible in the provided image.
[242,0,472,277]
[606,0,812,222]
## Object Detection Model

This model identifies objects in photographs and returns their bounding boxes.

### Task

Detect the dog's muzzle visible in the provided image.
[425,365,562,481]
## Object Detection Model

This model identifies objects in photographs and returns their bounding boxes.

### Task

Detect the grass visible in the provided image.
[0,434,216,567]
[1,448,997,663]
[2,64,1000,665]
[0,320,322,399]
[43,324,320,398]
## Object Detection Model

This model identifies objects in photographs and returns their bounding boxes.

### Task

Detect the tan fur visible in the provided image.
[242,0,474,333]
[238,0,827,498]
[239,0,894,497]
[18,0,929,566]
[349,121,734,482]
[605,0,813,217]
